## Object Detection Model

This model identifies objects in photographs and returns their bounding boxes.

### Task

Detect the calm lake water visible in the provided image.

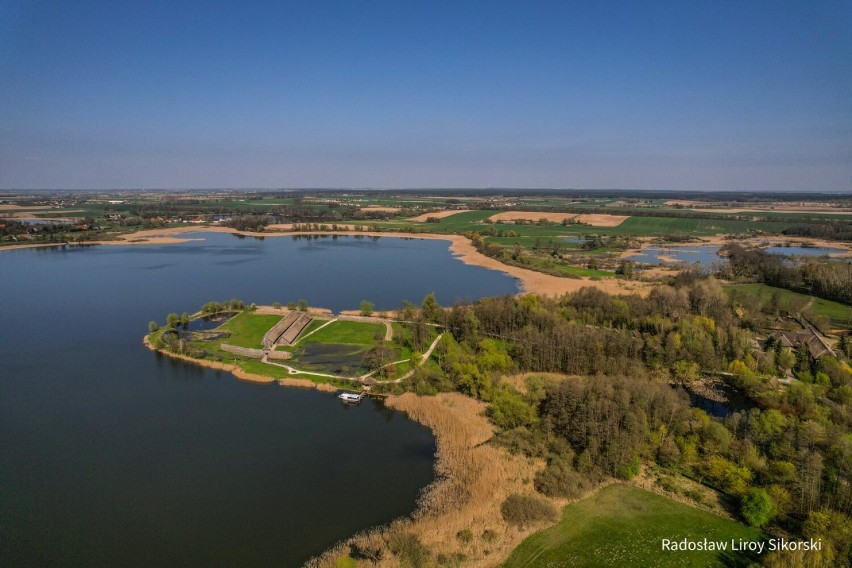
[765,245,845,257]
[629,245,723,268]
[0,233,518,566]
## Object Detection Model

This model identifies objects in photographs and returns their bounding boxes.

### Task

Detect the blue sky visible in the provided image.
[1,1,850,190]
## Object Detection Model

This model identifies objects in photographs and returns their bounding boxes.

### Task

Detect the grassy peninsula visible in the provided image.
[146,299,441,388]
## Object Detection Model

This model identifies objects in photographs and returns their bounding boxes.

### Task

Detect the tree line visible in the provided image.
[721,243,852,305]
[383,282,852,566]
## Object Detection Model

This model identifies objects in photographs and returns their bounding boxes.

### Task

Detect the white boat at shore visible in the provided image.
[338,391,365,403]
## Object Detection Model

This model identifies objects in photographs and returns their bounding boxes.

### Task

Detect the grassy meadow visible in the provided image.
[726,283,852,324]
[167,313,416,380]
[504,484,763,568]
[302,320,385,345]
[215,311,282,348]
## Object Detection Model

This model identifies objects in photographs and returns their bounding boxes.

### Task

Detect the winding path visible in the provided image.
[379,332,445,384]
[266,331,444,386]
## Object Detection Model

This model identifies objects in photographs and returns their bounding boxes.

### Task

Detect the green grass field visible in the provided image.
[419,210,497,231]
[216,311,283,348]
[726,283,852,324]
[504,484,762,568]
[520,256,615,278]
[484,236,585,248]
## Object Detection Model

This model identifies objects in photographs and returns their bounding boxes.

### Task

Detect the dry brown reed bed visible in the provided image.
[307,392,550,567]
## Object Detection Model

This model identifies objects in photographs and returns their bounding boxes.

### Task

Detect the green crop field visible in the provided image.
[608,216,790,236]
[652,208,852,221]
[483,223,598,238]
[484,236,584,248]
[504,484,762,568]
[216,311,283,348]
[419,210,497,231]
[726,283,852,324]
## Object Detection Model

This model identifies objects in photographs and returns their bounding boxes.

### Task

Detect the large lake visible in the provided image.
[0,233,518,566]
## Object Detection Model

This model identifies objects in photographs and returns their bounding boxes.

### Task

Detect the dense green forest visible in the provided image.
[722,244,852,305]
[384,280,852,567]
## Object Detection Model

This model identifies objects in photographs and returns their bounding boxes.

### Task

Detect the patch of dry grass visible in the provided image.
[407,210,470,222]
[499,373,574,395]
[361,206,401,213]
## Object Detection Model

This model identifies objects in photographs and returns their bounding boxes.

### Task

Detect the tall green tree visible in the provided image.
[740,488,775,527]
[421,293,442,322]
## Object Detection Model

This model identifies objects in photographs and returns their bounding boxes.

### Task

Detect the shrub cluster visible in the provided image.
[500,494,559,527]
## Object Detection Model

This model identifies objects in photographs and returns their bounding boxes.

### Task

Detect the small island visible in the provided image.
[144,297,444,392]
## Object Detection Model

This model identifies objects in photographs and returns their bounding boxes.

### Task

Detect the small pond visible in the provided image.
[685,383,755,419]
[185,313,235,331]
[293,343,369,375]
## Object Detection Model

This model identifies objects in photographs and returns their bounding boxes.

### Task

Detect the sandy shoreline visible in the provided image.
[1,226,651,297]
